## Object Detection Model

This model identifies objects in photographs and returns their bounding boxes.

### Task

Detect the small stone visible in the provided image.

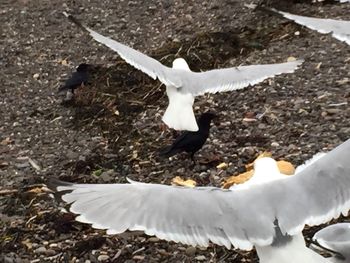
[3,256,14,263]
[34,246,47,254]
[177,246,186,251]
[177,168,186,173]
[185,14,193,21]
[241,146,256,156]
[100,170,115,182]
[199,172,208,179]
[258,123,266,129]
[216,162,228,170]
[132,255,145,260]
[45,249,56,256]
[326,108,341,115]
[294,31,300,36]
[336,78,349,85]
[195,255,206,261]
[33,73,40,79]
[242,117,257,122]
[185,246,196,256]
[157,249,169,256]
[271,142,280,147]
[97,255,110,261]
[49,243,58,248]
[15,162,30,169]
[148,237,159,242]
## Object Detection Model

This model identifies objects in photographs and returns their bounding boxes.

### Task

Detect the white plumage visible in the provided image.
[63,12,303,131]
[272,9,350,46]
[313,223,350,262]
[51,139,350,262]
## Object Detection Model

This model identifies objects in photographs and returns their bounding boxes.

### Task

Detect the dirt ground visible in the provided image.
[1,0,350,262]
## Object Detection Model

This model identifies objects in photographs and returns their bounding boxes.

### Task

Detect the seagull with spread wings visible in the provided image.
[49,139,350,262]
[62,12,303,131]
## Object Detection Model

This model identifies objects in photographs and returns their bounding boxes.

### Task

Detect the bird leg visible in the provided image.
[188,153,198,169]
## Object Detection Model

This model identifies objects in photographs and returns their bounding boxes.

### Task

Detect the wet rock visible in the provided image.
[3,256,14,263]
[271,142,280,147]
[195,255,207,261]
[45,249,56,256]
[34,246,47,254]
[15,162,30,169]
[99,169,115,182]
[148,237,160,242]
[97,255,109,261]
[185,246,196,256]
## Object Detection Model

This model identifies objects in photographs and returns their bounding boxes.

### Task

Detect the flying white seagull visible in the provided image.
[271,9,350,46]
[50,139,350,263]
[313,223,350,262]
[63,12,303,131]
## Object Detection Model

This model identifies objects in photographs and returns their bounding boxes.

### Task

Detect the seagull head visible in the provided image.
[232,157,283,190]
[251,157,286,184]
[172,58,190,71]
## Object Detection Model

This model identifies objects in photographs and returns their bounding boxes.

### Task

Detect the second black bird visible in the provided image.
[159,112,216,161]
[58,63,94,94]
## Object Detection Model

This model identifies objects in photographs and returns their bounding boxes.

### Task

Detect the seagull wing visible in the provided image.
[64,13,181,87]
[313,223,350,256]
[274,10,350,45]
[177,60,303,96]
[51,142,350,251]
[65,13,303,95]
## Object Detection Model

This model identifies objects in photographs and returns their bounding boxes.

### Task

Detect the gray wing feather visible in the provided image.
[82,26,181,87]
[313,223,350,256]
[179,60,303,96]
[75,20,303,95]
[275,10,350,45]
[55,142,350,251]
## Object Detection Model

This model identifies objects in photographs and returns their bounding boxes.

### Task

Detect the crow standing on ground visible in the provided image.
[159,112,216,161]
[58,63,93,94]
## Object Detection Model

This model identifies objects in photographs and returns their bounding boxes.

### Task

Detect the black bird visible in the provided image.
[58,63,93,94]
[159,112,216,161]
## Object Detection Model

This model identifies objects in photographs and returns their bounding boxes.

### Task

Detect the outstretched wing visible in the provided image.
[63,12,181,87]
[64,13,303,96]
[50,139,350,250]
[313,223,350,257]
[178,60,303,96]
[273,9,350,45]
